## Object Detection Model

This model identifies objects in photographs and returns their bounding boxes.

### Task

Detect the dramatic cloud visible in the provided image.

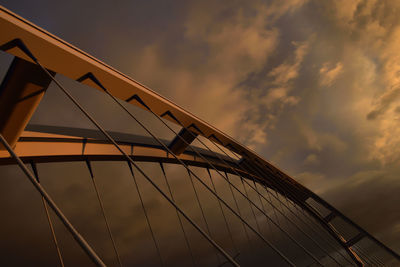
[319,62,343,87]
[132,0,308,141]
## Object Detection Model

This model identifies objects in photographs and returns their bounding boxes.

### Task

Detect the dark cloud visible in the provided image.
[323,165,400,253]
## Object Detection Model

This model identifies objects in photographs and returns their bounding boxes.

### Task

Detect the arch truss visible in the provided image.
[0,5,399,266]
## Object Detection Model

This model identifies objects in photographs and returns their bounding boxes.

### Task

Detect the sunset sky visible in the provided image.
[1,0,400,265]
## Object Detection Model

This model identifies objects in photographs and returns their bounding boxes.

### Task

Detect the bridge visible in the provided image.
[0,5,399,266]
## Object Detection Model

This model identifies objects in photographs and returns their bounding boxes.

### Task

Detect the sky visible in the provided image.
[0,0,400,265]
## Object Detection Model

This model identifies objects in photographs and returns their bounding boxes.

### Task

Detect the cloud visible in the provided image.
[339,2,400,164]
[295,171,329,194]
[366,85,400,120]
[295,117,347,153]
[269,41,309,86]
[319,62,343,87]
[239,40,309,151]
[304,153,319,165]
[263,87,300,108]
[130,0,310,154]
[133,1,282,137]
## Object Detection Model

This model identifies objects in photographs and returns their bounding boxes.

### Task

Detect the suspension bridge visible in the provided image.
[0,5,399,266]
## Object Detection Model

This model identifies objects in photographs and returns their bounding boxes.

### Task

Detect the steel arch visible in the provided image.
[0,5,399,266]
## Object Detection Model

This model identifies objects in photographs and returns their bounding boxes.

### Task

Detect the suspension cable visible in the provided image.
[186,168,222,264]
[116,98,325,266]
[127,161,164,266]
[205,168,240,255]
[159,163,196,266]
[235,173,264,235]
[0,133,106,267]
[30,162,65,267]
[158,117,345,266]
[222,170,253,249]
[95,78,296,265]
[199,138,350,266]
[173,126,344,266]
[240,159,358,266]
[204,139,354,266]
[85,160,123,267]
[238,155,355,266]
[23,53,240,267]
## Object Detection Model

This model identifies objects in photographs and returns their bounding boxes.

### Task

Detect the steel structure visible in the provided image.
[0,5,399,266]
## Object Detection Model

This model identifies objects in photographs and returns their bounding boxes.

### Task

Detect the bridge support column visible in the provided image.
[0,57,54,149]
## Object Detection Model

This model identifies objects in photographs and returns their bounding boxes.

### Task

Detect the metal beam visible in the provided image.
[307,194,400,261]
[0,131,253,178]
[0,57,53,149]
[323,212,336,223]
[346,233,365,247]
[168,128,198,155]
